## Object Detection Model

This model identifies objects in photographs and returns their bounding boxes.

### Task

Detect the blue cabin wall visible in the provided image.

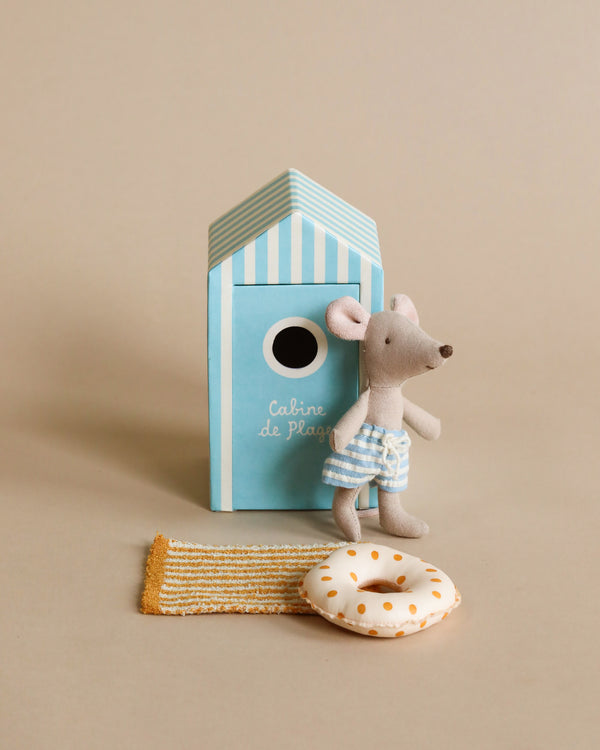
[208,212,384,512]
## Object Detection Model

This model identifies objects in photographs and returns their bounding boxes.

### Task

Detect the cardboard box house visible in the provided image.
[208,169,384,511]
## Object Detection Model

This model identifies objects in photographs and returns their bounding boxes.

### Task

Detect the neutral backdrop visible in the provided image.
[2,2,599,749]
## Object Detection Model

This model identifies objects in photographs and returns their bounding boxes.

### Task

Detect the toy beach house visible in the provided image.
[208,169,384,511]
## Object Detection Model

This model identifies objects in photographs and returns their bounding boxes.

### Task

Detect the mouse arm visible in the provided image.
[329,388,370,452]
[402,396,441,441]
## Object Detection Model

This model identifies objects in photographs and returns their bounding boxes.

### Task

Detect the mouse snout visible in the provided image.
[439,344,453,359]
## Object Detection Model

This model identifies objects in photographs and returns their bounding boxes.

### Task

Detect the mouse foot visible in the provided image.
[332,487,362,542]
[378,493,429,538]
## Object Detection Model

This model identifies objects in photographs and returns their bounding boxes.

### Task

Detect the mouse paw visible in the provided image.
[379,513,429,539]
[377,496,430,538]
[332,488,362,542]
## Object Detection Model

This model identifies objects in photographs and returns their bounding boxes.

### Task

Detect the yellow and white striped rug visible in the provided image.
[141,534,345,615]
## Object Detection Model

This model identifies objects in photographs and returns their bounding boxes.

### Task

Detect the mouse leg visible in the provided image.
[377,488,429,538]
[332,486,362,542]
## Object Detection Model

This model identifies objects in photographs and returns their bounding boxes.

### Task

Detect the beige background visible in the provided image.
[2,2,599,748]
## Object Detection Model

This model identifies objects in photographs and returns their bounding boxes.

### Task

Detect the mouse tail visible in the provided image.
[356,508,379,518]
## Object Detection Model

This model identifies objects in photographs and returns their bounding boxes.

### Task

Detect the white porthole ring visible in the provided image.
[263,317,328,379]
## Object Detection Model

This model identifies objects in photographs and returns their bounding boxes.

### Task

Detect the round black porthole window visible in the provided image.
[272,326,318,369]
[262,317,328,379]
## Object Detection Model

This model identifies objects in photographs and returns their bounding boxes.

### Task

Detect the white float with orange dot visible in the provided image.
[299,543,461,637]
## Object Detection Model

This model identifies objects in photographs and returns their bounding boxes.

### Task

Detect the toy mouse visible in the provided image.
[322,294,453,542]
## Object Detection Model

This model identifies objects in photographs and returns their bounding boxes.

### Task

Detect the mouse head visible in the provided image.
[325,294,453,386]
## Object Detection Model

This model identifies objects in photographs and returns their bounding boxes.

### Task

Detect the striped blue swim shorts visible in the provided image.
[322,423,411,493]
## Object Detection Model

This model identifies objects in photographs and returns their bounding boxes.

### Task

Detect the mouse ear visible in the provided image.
[326,296,370,340]
[391,294,419,325]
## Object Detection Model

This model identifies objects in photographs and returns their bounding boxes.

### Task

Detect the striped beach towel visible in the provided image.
[141,535,345,615]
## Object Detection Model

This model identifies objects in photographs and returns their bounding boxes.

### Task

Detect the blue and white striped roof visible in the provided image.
[209,169,381,270]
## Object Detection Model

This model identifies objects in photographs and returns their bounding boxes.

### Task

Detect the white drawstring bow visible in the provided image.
[380,432,411,478]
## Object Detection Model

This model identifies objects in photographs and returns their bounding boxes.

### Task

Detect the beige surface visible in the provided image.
[2,2,599,748]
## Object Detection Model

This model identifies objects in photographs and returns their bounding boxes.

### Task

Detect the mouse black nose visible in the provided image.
[439,345,453,359]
